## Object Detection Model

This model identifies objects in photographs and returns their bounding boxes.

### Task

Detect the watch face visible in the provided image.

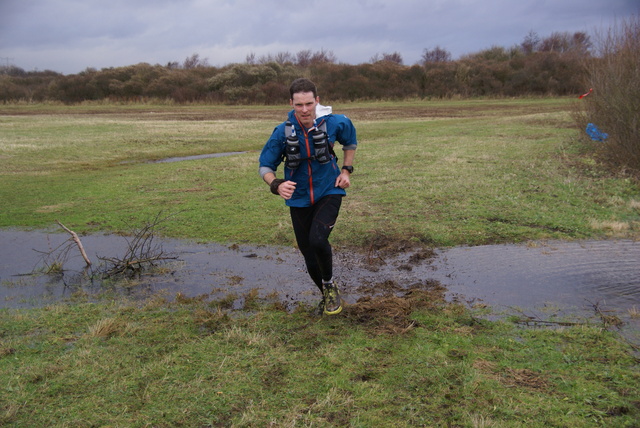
[342,166,354,173]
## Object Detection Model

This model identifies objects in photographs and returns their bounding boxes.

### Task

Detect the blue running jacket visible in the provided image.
[259,109,357,207]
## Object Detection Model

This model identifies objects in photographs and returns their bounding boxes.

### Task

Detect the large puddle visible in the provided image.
[1,229,638,339]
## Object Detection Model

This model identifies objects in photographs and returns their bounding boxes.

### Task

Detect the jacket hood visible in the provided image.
[315,104,332,118]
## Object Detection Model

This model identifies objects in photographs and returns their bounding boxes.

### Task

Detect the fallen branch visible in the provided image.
[587,299,624,329]
[507,306,583,327]
[512,318,582,327]
[56,220,92,267]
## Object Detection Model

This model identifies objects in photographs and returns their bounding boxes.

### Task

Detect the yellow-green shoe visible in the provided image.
[313,297,325,317]
[323,281,343,315]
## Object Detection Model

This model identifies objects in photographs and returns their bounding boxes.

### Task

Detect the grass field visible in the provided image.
[1,98,638,248]
[1,99,639,427]
[1,292,639,427]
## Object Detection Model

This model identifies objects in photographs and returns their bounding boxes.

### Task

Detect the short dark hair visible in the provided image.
[289,78,318,99]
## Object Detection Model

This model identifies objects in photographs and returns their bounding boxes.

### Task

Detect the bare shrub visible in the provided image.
[577,15,640,173]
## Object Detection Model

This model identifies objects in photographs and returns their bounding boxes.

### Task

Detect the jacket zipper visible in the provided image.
[302,127,314,205]
[294,115,315,206]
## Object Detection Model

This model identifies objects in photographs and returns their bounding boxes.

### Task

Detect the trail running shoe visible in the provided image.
[313,297,325,316]
[322,281,343,315]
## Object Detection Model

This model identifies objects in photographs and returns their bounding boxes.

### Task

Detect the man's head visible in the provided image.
[289,78,318,99]
[289,78,319,128]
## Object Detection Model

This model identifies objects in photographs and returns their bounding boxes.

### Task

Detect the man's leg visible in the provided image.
[290,205,324,293]
[290,195,343,313]
[306,195,342,282]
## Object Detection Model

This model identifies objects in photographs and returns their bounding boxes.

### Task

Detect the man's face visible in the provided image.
[290,91,319,128]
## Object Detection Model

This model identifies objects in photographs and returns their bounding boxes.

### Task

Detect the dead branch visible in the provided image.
[97,211,177,278]
[587,299,624,329]
[507,306,583,327]
[512,318,582,327]
[56,220,92,266]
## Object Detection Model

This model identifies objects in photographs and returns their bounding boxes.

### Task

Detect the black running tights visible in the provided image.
[289,195,342,292]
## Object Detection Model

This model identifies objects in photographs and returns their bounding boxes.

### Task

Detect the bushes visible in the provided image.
[0,53,590,103]
[0,69,61,102]
[576,15,640,172]
[0,31,598,104]
[207,63,296,104]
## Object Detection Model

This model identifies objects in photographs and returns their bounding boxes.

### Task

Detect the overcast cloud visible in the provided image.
[1,0,637,74]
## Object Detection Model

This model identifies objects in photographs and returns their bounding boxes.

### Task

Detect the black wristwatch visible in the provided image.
[341,165,354,174]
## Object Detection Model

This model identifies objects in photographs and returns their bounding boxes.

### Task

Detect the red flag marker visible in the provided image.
[579,88,593,99]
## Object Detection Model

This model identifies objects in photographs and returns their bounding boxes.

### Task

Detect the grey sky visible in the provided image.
[1,0,637,74]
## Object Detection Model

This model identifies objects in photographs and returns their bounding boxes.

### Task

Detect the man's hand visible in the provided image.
[275,180,297,199]
[265,172,296,200]
[335,170,351,189]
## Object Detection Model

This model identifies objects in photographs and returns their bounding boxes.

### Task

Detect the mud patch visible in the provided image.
[345,280,446,335]
[473,359,550,390]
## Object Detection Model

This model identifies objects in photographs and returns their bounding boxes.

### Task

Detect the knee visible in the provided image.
[308,233,330,253]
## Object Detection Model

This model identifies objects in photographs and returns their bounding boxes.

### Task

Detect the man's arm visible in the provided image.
[259,124,297,200]
[335,148,355,189]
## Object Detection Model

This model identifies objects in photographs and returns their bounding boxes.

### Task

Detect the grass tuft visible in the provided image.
[87,317,130,338]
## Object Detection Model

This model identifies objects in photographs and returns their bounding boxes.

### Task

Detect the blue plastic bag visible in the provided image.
[586,123,609,142]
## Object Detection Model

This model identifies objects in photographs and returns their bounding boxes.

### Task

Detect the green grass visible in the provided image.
[1,98,638,247]
[1,99,639,426]
[1,295,638,427]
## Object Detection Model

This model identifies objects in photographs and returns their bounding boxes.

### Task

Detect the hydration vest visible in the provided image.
[284,120,335,170]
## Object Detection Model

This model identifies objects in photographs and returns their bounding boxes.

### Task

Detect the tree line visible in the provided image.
[0,31,593,104]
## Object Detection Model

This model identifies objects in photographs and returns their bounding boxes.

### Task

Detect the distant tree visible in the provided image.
[569,32,592,56]
[274,51,295,64]
[370,52,404,64]
[539,32,568,52]
[252,49,335,67]
[538,31,592,56]
[421,46,451,64]
[308,49,337,65]
[1,65,27,76]
[256,51,294,65]
[521,30,541,54]
[183,53,209,69]
[296,50,313,67]
[296,49,337,66]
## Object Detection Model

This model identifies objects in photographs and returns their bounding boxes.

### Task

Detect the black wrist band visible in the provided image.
[270,178,285,195]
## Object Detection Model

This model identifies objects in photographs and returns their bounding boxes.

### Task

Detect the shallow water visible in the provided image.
[428,240,640,313]
[1,230,638,337]
[152,152,247,163]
